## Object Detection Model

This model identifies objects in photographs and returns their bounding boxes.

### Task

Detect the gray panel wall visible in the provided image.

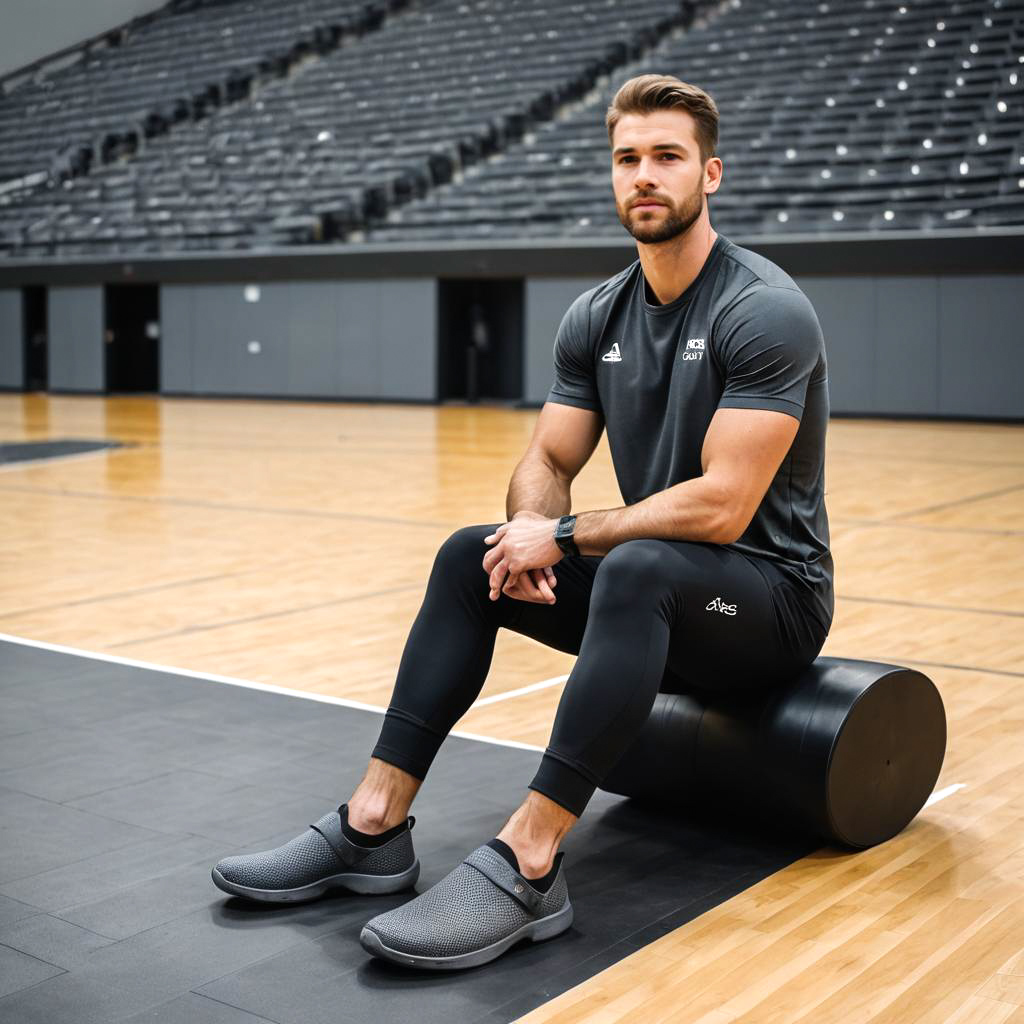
[875,277,940,415]
[524,278,605,405]
[48,286,103,391]
[937,276,1022,418]
[797,274,1024,417]
[525,273,1023,418]
[160,279,436,400]
[31,271,1019,415]
[160,284,192,392]
[796,277,879,415]
[0,289,23,389]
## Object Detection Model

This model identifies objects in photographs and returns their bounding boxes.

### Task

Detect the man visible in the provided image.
[211,73,833,971]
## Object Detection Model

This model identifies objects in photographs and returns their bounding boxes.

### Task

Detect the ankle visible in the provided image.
[345,801,408,835]
[493,830,558,879]
[345,758,421,835]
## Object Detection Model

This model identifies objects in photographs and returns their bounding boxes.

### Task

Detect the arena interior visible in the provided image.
[0,0,1022,1022]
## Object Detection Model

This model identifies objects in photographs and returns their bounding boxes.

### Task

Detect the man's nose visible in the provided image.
[632,156,661,190]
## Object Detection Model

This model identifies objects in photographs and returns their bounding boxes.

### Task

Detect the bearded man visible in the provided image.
[212,73,834,973]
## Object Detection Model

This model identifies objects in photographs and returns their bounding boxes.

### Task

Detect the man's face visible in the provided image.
[611,110,716,244]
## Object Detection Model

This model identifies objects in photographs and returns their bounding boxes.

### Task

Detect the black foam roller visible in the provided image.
[599,657,946,848]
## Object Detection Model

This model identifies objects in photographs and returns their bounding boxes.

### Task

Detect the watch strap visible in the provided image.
[555,514,580,557]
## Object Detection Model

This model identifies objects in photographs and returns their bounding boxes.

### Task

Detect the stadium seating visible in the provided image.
[0,0,700,254]
[0,0,396,186]
[368,0,1024,240]
[0,0,1021,254]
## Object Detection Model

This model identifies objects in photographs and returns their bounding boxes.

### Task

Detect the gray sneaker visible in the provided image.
[359,843,573,970]
[211,804,419,903]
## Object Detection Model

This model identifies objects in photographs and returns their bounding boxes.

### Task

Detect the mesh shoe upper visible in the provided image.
[217,828,339,888]
[363,844,569,958]
[216,809,415,889]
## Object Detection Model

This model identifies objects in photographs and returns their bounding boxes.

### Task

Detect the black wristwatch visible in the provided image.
[553,514,580,557]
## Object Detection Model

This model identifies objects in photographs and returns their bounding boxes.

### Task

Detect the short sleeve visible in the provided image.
[714,284,824,422]
[545,292,602,413]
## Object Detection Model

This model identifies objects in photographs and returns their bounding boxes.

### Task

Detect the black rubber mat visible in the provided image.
[0,639,814,1024]
[0,440,128,465]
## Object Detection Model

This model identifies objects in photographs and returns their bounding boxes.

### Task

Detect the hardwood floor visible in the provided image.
[1,393,1022,1022]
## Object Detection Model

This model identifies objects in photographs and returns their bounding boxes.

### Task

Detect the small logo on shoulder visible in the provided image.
[682,337,705,361]
[601,342,622,362]
[706,596,737,616]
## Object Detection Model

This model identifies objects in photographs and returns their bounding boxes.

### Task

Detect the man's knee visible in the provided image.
[592,539,677,604]
[596,539,670,581]
[435,523,502,573]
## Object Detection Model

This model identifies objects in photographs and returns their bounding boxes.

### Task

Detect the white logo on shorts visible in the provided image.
[706,596,737,615]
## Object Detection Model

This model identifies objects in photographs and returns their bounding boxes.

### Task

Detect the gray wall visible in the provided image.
[0,289,23,388]
[49,285,103,391]
[8,272,1021,417]
[0,0,167,80]
[524,273,1024,418]
[161,279,437,400]
[525,277,605,406]
[799,274,1024,418]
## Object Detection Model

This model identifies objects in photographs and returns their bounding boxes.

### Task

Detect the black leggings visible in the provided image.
[370,524,829,818]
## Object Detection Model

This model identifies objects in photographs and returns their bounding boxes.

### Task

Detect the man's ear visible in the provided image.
[704,157,723,195]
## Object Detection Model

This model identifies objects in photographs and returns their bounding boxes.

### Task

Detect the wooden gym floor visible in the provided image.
[1,392,1023,1022]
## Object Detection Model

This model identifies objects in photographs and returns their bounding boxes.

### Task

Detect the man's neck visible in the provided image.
[637,219,718,306]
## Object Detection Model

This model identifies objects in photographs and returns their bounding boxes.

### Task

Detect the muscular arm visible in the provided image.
[505,452,570,522]
[505,402,604,521]
[482,404,798,600]
[572,406,799,555]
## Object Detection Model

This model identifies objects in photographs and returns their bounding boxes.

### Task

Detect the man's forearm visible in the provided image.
[572,476,735,556]
[506,453,571,521]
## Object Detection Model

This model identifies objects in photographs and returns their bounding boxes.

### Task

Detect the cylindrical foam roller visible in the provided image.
[599,657,946,848]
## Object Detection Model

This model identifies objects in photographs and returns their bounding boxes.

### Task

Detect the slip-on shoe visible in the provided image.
[211,803,419,903]
[359,842,572,970]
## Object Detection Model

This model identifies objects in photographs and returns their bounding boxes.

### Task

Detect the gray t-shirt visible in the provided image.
[546,233,834,632]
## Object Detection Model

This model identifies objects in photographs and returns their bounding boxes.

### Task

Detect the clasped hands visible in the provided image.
[482,510,565,604]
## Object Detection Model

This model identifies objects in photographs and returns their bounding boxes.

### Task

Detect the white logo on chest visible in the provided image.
[682,338,705,361]
[601,342,622,362]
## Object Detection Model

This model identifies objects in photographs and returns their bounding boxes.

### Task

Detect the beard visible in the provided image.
[616,180,704,244]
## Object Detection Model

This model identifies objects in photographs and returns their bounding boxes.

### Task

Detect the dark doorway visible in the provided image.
[437,279,523,402]
[104,284,160,392]
[23,285,47,390]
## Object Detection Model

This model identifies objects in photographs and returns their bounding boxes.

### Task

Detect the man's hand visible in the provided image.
[500,566,559,604]
[483,511,564,602]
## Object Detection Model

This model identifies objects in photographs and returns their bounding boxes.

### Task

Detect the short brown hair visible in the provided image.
[606,74,719,164]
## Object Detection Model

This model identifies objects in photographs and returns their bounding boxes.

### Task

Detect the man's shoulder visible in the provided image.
[712,240,818,325]
[716,237,802,301]
[569,261,639,313]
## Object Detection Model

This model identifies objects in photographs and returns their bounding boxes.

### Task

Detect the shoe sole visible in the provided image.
[359,898,573,970]
[211,859,420,903]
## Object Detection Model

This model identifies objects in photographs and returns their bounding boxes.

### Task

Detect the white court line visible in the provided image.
[0,633,969,797]
[0,632,544,753]
[470,674,569,708]
[923,783,966,807]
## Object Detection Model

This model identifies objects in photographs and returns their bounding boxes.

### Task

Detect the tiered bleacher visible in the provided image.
[0,0,1021,254]
[370,0,1024,239]
[0,0,395,186]
[0,0,702,255]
